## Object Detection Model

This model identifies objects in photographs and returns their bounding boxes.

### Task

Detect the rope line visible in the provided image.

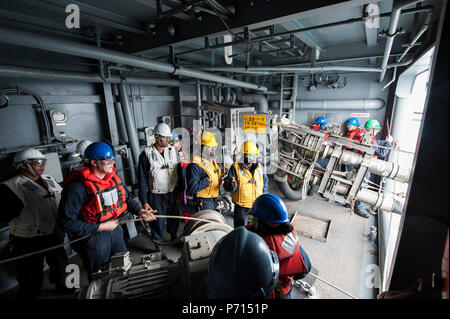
[0,215,224,265]
[1,215,360,300]
[307,272,358,299]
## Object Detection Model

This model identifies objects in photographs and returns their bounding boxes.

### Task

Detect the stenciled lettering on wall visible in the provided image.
[65,4,80,29]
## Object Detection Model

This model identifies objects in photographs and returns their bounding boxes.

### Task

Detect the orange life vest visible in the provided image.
[63,167,128,224]
[259,228,308,299]
[177,144,189,168]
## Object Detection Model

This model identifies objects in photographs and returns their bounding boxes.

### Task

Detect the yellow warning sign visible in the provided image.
[243,115,266,133]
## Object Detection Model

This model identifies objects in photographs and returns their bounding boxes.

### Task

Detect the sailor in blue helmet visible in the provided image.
[311,116,326,130]
[207,226,280,299]
[58,142,156,281]
[319,121,329,131]
[246,193,311,299]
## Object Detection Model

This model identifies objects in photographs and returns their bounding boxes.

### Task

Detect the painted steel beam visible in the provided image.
[102,83,120,146]
[279,19,326,52]
[26,0,148,35]
[135,0,193,21]
[118,0,351,54]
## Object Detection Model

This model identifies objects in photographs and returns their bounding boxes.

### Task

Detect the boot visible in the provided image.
[307,184,314,197]
[354,208,370,219]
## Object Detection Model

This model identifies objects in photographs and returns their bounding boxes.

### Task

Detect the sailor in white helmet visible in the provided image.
[76,139,93,160]
[137,122,182,250]
[69,139,93,170]
[0,148,71,298]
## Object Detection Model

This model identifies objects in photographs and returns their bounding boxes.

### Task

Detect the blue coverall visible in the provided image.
[57,180,142,281]
[137,151,181,242]
[186,162,219,211]
[0,180,69,298]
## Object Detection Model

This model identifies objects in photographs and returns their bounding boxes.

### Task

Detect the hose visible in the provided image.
[0,87,52,144]
[276,180,303,201]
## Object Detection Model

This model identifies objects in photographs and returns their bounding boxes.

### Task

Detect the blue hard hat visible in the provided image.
[207,227,280,299]
[171,130,179,139]
[84,142,117,160]
[346,117,360,126]
[315,116,326,124]
[250,193,289,223]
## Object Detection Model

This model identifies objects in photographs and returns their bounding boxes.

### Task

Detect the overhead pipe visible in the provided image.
[224,87,231,104]
[0,64,181,87]
[386,58,414,68]
[235,89,269,113]
[396,8,433,63]
[378,1,427,83]
[382,67,397,92]
[268,99,385,111]
[117,83,141,172]
[196,80,202,118]
[111,85,136,185]
[194,65,382,74]
[0,87,52,144]
[0,26,267,92]
[230,90,237,105]
[154,6,431,61]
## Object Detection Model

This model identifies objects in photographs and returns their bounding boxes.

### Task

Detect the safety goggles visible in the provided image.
[202,146,216,156]
[244,154,257,162]
[98,158,116,164]
[26,159,47,166]
[155,135,170,141]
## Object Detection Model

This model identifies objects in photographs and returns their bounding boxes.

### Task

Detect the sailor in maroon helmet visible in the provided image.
[57,142,156,281]
[246,193,311,299]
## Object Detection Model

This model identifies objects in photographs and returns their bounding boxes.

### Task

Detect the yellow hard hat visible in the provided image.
[240,141,259,154]
[200,131,218,147]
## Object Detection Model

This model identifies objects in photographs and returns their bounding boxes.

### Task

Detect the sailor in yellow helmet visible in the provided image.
[223,141,268,228]
[186,131,223,211]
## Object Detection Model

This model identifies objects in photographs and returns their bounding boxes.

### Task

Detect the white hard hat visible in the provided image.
[154,123,172,137]
[76,139,93,157]
[13,148,45,167]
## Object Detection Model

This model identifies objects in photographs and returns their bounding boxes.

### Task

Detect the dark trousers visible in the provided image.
[194,197,216,212]
[148,191,179,242]
[233,204,251,228]
[296,244,312,279]
[71,226,127,281]
[11,231,68,299]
